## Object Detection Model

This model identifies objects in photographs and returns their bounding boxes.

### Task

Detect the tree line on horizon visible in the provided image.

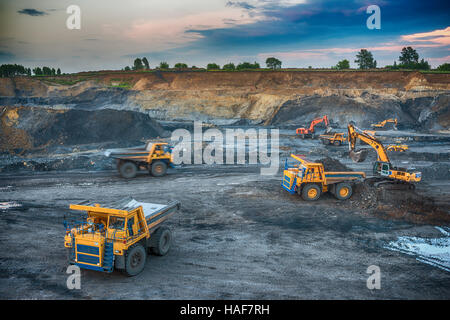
[125,47,447,72]
[1,46,449,78]
[0,64,62,77]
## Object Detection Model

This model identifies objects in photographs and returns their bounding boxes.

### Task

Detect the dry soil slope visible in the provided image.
[0,71,449,129]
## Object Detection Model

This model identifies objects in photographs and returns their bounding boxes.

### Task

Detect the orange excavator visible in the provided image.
[296,115,330,139]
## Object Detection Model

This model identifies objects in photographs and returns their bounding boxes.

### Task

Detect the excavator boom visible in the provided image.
[347,123,390,163]
[296,115,329,136]
[347,123,421,183]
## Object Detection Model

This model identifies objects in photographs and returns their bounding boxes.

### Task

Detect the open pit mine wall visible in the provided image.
[0,71,449,131]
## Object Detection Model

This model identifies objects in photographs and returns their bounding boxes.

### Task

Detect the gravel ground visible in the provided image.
[0,165,449,299]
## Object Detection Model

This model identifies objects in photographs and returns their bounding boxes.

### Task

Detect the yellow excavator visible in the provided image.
[347,123,421,188]
[371,118,398,130]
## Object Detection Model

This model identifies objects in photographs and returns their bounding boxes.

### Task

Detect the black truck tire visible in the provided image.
[119,161,138,179]
[151,161,167,177]
[301,184,321,201]
[123,243,146,276]
[334,182,353,200]
[334,140,341,146]
[150,227,172,256]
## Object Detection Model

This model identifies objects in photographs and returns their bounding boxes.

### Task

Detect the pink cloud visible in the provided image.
[401,27,450,46]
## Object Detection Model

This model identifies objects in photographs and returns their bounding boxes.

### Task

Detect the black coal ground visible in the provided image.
[0,164,449,299]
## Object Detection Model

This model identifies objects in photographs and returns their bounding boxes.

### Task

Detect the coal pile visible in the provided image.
[1,106,168,152]
[419,162,450,181]
[317,157,353,171]
[0,155,115,173]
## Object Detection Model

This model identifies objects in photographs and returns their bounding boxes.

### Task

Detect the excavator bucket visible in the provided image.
[349,149,369,163]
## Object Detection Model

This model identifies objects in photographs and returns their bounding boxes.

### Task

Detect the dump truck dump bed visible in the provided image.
[70,197,180,229]
[104,143,154,161]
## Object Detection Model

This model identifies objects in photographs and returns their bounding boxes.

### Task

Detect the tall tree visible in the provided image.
[142,57,150,69]
[174,63,188,68]
[354,49,377,69]
[222,63,236,71]
[42,66,52,75]
[335,59,350,70]
[265,57,282,69]
[159,62,169,69]
[399,47,419,66]
[207,63,220,70]
[57,68,61,75]
[33,67,43,76]
[436,63,450,71]
[133,58,144,70]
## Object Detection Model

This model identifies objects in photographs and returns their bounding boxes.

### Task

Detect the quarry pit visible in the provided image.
[0,71,449,299]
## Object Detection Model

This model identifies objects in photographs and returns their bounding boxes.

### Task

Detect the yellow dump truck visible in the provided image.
[282,154,365,201]
[64,197,180,276]
[105,141,174,178]
[319,133,346,146]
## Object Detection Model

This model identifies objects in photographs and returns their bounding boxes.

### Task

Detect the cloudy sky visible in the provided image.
[0,0,449,72]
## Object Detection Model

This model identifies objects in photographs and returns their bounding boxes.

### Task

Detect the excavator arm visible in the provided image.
[309,115,329,132]
[347,123,390,163]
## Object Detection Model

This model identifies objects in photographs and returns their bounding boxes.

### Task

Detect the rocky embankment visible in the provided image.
[0,71,449,130]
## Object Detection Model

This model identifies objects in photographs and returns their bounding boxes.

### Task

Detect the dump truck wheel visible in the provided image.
[123,243,146,276]
[119,161,137,179]
[335,183,352,200]
[301,184,321,201]
[151,227,172,256]
[151,161,167,177]
[334,140,341,146]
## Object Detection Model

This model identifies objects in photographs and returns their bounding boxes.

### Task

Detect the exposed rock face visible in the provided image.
[0,71,449,130]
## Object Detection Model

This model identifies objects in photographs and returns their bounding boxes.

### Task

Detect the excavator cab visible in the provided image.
[380,162,390,177]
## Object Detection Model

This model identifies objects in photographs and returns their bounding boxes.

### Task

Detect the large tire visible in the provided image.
[119,161,138,179]
[334,182,353,200]
[151,161,167,177]
[123,243,146,277]
[301,184,321,201]
[334,140,341,146]
[150,227,172,256]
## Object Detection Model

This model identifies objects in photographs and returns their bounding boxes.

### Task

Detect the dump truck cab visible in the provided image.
[64,197,180,276]
[282,154,365,201]
[105,142,174,178]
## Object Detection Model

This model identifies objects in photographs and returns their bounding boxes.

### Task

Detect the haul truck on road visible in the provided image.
[105,141,174,178]
[282,154,365,201]
[64,197,180,276]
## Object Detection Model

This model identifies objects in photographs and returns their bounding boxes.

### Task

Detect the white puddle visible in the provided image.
[0,201,22,210]
[384,227,450,272]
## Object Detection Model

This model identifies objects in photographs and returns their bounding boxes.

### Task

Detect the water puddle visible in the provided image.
[0,201,22,210]
[384,227,450,272]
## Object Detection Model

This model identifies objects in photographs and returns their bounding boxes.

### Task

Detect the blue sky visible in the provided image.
[0,0,449,72]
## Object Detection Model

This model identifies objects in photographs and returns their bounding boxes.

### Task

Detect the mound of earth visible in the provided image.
[345,181,450,225]
[1,106,167,153]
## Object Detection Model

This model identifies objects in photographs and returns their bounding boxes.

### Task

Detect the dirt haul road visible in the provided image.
[0,165,449,299]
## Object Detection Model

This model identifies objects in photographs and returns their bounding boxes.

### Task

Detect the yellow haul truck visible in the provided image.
[282,154,365,201]
[64,197,180,276]
[105,141,174,178]
[319,133,346,146]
